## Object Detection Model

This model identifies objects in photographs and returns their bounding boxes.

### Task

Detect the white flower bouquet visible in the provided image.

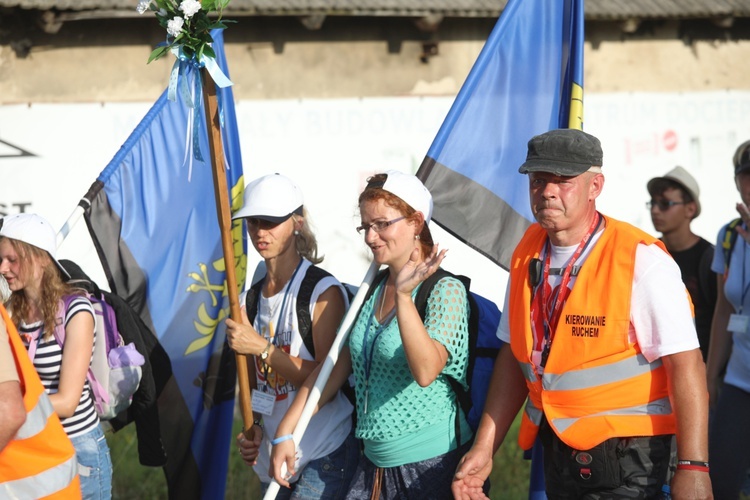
[138,0,234,64]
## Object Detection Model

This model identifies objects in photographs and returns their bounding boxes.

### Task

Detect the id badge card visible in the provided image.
[728,313,750,334]
[251,389,275,416]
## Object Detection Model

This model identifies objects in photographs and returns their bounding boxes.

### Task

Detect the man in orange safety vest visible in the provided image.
[453,129,711,499]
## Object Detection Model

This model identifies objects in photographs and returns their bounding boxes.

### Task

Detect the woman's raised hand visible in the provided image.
[737,202,750,244]
[395,243,447,296]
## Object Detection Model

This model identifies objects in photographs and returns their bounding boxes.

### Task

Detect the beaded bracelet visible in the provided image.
[676,460,709,472]
[270,434,294,446]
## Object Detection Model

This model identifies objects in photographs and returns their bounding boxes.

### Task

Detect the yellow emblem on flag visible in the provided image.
[184,176,248,355]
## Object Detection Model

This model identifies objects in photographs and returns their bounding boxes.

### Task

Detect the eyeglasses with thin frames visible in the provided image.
[356,216,406,235]
[646,200,686,211]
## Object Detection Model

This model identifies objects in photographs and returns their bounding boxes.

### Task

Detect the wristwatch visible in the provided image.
[260,340,272,362]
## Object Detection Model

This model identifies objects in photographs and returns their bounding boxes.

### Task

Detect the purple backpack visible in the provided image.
[53,293,145,420]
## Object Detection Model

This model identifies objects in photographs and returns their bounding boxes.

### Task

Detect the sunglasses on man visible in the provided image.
[645,200,685,211]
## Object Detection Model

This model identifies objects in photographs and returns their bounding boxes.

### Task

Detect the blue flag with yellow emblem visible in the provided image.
[82,30,246,500]
[417,0,584,270]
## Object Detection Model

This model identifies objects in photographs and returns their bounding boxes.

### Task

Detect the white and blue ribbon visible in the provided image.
[202,53,233,89]
[166,44,233,177]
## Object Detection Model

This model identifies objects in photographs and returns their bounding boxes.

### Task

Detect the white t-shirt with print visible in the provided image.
[247,259,353,484]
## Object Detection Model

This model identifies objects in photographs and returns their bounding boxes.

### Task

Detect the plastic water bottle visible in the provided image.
[660,484,671,499]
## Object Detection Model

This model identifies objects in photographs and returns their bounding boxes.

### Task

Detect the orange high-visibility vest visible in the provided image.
[509,216,677,451]
[0,305,81,499]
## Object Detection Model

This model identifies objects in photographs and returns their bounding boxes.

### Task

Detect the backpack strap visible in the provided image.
[723,218,742,277]
[296,265,336,358]
[51,295,77,346]
[245,265,342,359]
[414,269,471,322]
[413,269,473,402]
[244,278,264,326]
[26,297,73,363]
[51,294,109,410]
[413,268,473,443]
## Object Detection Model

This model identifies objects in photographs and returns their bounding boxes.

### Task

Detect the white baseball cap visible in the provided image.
[380,170,433,224]
[232,173,304,223]
[0,213,70,279]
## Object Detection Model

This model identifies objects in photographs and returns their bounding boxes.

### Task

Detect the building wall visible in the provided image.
[1,13,749,300]
[1,16,749,104]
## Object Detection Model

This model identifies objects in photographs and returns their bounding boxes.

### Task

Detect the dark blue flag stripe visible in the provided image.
[419,156,533,269]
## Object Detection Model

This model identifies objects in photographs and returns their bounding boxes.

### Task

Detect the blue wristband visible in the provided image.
[270,434,294,446]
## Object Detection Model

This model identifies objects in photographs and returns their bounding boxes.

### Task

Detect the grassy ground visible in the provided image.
[108,412,530,499]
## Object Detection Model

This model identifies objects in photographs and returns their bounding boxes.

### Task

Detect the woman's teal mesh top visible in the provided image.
[348,276,470,467]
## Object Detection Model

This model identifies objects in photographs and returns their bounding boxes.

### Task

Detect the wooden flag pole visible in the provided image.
[200,67,253,434]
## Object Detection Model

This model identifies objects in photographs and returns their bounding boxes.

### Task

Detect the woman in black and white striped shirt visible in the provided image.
[0,213,112,499]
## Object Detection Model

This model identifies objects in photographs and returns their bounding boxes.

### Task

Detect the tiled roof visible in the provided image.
[586,0,750,19]
[2,0,750,19]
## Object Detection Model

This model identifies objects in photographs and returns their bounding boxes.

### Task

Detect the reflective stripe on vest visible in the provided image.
[551,396,673,435]
[524,398,543,426]
[542,354,661,391]
[515,318,666,395]
[519,362,536,383]
[14,393,55,440]
[0,454,79,499]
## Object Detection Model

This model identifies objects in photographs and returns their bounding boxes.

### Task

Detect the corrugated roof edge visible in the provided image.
[2,0,750,20]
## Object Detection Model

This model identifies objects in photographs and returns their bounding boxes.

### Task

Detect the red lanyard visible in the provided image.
[538,212,602,367]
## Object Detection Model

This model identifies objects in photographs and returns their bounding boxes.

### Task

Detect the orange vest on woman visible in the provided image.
[0,305,81,499]
[509,216,677,451]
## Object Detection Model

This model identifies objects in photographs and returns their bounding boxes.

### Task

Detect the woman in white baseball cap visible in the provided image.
[0,213,112,499]
[225,173,358,498]
[271,171,471,499]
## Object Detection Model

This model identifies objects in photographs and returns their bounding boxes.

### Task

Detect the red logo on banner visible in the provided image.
[663,130,678,152]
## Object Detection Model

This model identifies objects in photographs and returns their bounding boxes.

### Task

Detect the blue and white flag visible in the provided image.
[83,29,246,500]
[417,0,585,270]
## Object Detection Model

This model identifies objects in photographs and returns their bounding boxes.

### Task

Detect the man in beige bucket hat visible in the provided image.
[647,166,716,361]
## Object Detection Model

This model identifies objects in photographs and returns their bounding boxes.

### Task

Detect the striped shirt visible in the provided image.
[20,295,99,438]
